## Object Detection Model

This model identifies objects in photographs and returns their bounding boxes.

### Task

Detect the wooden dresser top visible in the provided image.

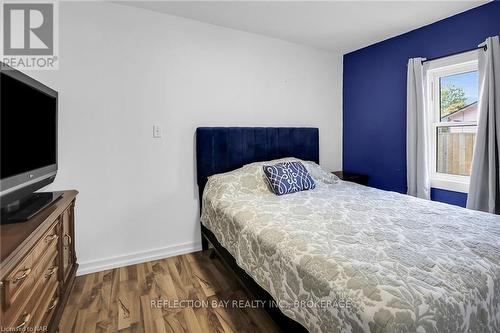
[1,190,78,270]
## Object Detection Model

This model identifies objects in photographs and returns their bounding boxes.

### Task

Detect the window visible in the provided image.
[426,51,479,193]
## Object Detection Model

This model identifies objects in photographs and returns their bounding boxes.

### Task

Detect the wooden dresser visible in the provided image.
[0,190,78,333]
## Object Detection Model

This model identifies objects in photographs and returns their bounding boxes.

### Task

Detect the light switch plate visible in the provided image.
[153,124,162,138]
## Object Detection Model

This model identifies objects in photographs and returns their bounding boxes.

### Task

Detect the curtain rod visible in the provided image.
[421,45,487,64]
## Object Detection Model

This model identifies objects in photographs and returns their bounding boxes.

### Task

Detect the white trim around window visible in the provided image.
[424,50,478,193]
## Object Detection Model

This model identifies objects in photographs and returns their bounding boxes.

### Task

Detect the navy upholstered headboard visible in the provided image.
[196,127,319,199]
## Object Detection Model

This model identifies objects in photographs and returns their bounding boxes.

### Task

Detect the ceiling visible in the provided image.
[121,1,488,53]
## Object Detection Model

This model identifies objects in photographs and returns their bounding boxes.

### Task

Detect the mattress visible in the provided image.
[200,159,500,333]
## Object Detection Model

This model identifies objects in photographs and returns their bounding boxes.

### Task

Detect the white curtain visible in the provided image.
[467,36,500,213]
[407,58,430,200]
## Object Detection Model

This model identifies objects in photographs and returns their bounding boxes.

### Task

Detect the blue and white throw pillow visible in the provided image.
[263,161,316,195]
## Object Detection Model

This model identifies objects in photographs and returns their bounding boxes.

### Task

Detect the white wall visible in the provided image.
[30,1,343,275]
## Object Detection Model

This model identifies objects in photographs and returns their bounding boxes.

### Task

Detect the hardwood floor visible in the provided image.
[58,251,281,333]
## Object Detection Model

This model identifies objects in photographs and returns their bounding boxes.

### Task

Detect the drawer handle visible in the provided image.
[15,313,31,329]
[47,297,59,312]
[45,266,57,278]
[64,233,72,247]
[13,268,31,284]
[45,234,58,243]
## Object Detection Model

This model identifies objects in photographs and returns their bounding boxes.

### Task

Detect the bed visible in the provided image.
[196,127,500,333]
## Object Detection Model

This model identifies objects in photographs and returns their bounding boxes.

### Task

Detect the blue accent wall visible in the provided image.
[430,188,468,207]
[343,2,500,207]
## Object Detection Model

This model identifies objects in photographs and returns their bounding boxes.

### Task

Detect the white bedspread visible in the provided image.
[201,159,500,333]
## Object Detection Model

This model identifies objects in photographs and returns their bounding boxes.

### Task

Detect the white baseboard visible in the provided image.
[77,241,202,276]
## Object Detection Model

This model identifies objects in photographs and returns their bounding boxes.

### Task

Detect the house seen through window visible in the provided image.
[437,70,478,176]
[426,52,479,192]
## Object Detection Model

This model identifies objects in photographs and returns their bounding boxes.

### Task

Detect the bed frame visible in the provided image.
[195,127,319,332]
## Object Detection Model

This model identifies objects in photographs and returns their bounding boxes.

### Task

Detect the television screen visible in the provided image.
[1,72,57,179]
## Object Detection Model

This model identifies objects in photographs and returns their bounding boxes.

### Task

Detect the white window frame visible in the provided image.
[424,50,478,193]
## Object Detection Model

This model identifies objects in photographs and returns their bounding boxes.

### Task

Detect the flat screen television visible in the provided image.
[1,63,59,222]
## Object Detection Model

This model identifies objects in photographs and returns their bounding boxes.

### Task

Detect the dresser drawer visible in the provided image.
[29,248,59,331]
[3,252,35,309]
[34,251,59,297]
[32,221,59,265]
[5,263,59,331]
[1,221,59,321]
[3,289,37,330]
[34,241,59,283]
[33,280,59,330]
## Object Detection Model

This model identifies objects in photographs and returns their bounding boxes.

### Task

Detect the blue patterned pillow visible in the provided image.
[263,161,316,195]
